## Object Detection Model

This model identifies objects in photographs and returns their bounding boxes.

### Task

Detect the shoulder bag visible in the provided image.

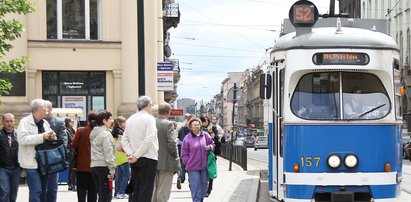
[205,133,217,179]
[70,127,84,170]
[35,139,69,175]
[207,150,217,179]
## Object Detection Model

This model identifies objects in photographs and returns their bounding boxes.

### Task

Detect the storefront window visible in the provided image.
[43,71,105,121]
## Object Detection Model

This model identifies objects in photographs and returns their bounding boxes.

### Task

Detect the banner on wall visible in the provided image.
[157,62,174,92]
[62,96,87,121]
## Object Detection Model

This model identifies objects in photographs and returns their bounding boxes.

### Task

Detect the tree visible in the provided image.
[0,0,33,96]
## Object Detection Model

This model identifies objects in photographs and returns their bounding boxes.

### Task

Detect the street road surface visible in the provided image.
[246,148,411,201]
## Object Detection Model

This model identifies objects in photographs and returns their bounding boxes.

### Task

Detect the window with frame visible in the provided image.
[47,0,99,40]
[42,71,105,111]
[0,72,26,96]
[291,72,390,120]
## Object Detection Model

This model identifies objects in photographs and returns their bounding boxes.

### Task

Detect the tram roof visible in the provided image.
[273,18,398,52]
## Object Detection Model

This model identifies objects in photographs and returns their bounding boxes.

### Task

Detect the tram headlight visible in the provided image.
[327,154,341,168]
[344,154,358,168]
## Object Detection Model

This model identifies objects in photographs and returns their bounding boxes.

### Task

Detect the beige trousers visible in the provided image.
[152,170,175,202]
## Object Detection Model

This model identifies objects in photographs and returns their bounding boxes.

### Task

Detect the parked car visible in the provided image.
[243,136,255,148]
[254,136,268,151]
[403,136,411,159]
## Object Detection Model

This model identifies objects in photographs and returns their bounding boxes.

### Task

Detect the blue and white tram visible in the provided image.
[259,1,403,201]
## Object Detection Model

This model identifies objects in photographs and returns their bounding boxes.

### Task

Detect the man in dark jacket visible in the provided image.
[45,100,68,202]
[0,113,20,202]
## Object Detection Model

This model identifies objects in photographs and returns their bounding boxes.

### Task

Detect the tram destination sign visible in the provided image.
[313,52,369,65]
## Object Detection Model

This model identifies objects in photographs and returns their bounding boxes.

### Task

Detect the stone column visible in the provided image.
[118,0,138,117]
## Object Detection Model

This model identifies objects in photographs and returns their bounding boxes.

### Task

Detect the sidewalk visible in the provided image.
[16,157,260,202]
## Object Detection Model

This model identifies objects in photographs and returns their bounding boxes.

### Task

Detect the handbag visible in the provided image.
[70,128,83,170]
[35,139,69,175]
[207,150,217,180]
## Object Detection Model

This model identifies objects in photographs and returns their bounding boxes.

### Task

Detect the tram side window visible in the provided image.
[342,73,390,120]
[291,72,340,120]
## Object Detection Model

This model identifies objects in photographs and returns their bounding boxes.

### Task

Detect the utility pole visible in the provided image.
[229,83,237,171]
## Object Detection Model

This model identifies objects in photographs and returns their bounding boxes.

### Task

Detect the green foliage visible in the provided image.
[0,0,33,96]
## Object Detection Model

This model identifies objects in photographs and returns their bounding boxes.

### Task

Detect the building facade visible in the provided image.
[1,0,180,120]
[360,0,411,129]
[339,0,361,18]
[218,72,242,132]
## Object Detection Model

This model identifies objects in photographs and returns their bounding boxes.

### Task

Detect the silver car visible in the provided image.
[254,136,268,151]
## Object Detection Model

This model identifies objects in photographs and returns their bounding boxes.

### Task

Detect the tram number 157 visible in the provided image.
[301,156,321,167]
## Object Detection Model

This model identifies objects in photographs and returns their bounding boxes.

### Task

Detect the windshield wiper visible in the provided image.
[348,103,386,120]
[359,103,386,118]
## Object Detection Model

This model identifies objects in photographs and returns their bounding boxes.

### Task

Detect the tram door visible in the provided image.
[275,67,285,200]
[260,65,284,200]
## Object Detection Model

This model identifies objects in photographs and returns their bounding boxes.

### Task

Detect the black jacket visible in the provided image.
[0,128,19,169]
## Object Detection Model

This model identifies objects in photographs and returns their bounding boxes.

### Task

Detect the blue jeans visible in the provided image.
[25,169,58,202]
[0,168,20,202]
[114,162,130,196]
[46,172,58,202]
[188,170,208,202]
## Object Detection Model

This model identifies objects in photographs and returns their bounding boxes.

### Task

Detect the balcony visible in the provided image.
[163,3,180,30]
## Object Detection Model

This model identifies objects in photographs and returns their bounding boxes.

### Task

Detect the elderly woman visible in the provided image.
[181,118,215,202]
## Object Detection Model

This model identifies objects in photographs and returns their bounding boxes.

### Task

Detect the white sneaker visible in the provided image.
[115,194,124,199]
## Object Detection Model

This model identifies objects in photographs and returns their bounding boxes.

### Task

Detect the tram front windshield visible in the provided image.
[291,72,390,120]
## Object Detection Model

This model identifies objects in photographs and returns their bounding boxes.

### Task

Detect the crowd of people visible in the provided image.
[0,96,223,202]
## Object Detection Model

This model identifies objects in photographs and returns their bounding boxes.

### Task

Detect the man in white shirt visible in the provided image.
[122,96,159,202]
[210,116,224,139]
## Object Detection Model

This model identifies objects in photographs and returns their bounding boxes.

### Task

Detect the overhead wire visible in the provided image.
[178,0,268,49]
[173,53,262,58]
[171,42,262,53]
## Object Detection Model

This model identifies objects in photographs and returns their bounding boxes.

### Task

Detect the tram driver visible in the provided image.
[344,87,366,118]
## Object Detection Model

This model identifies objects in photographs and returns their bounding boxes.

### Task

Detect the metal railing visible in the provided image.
[220,143,247,171]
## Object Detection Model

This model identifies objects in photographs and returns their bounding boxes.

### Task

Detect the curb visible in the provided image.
[247,170,261,202]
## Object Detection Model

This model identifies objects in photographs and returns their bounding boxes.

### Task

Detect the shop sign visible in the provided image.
[62,96,87,121]
[170,109,184,116]
[157,62,174,91]
[62,81,84,89]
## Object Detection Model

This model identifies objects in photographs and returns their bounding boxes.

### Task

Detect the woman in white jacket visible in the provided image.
[90,110,115,202]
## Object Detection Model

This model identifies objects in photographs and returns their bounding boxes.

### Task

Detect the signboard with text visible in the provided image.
[157,62,174,91]
[62,96,87,121]
[170,109,184,116]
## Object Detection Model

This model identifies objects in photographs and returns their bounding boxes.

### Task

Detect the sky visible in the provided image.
[169,0,337,103]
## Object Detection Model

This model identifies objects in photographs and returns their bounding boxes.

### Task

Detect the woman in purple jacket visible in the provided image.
[181,118,215,202]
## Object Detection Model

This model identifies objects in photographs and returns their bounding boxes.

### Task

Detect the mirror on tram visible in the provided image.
[259,74,272,99]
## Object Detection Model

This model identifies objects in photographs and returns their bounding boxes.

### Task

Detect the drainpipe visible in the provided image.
[137,0,145,96]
